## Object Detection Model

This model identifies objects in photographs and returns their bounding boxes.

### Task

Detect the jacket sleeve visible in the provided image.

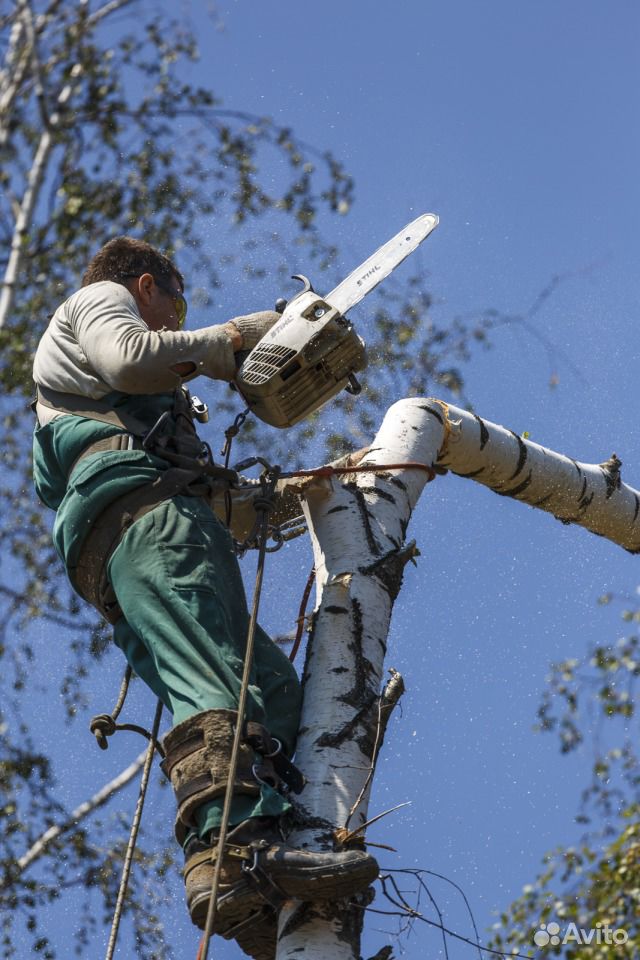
[67,282,237,393]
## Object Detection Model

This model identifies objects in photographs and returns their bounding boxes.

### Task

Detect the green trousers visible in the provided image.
[107,495,302,840]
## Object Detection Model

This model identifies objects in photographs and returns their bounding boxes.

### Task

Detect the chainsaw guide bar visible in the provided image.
[235,212,439,428]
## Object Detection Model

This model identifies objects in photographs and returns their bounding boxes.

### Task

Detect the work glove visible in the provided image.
[228,311,280,351]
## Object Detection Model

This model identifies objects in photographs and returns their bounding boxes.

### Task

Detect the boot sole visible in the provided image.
[190,856,377,932]
[190,879,265,934]
[267,855,379,901]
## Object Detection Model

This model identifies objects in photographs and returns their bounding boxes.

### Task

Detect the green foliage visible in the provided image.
[490,592,640,957]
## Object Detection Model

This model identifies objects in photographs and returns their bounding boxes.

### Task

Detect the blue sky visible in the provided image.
[20,2,640,957]
[193,3,640,957]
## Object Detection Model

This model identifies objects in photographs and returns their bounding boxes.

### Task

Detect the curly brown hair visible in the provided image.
[81,236,184,290]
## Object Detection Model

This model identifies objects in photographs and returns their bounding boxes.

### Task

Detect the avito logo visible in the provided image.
[534,920,628,948]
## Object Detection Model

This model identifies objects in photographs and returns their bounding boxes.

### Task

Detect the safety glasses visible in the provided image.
[153,278,188,329]
[121,273,188,329]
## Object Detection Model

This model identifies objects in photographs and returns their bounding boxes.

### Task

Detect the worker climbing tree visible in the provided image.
[31,237,381,959]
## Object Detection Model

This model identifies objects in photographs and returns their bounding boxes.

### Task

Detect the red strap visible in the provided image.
[283,462,436,482]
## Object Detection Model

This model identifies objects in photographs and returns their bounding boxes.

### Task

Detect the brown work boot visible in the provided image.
[184,816,378,955]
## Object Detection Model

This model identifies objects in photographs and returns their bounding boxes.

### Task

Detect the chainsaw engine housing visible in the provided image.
[235,289,366,428]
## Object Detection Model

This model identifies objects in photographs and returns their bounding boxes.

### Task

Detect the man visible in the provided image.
[32,237,378,958]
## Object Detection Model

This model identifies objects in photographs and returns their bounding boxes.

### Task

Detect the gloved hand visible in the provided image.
[228,311,280,351]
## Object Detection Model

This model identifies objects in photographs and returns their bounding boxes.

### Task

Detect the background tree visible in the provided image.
[488,591,640,958]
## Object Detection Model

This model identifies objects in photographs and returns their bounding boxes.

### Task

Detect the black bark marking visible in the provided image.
[419,403,443,423]
[578,476,588,503]
[299,610,319,690]
[532,493,553,507]
[508,432,528,480]
[358,484,397,504]
[279,902,321,940]
[332,666,349,674]
[494,471,533,499]
[334,887,369,948]
[315,598,378,748]
[359,541,418,602]
[337,597,377,709]
[634,494,640,524]
[327,504,350,514]
[554,514,574,526]
[285,804,335,841]
[578,491,594,513]
[315,692,378,750]
[474,415,490,449]
[325,605,349,615]
[456,467,486,478]
[345,482,382,556]
[389,475,408,492]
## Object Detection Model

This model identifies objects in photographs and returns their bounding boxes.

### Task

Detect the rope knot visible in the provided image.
[90,713,117,750]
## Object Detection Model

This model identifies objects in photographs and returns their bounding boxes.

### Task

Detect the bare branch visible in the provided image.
[15,752,146,874]
[0,61,83,328]
[0,1,31,144]
[344,669,405,831]
[0,584,95,631]
[19,0,50,130]
[87,0,140,28]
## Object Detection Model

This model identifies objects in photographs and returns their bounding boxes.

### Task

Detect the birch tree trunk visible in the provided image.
[277,399,444,960]
[275,397,640,960]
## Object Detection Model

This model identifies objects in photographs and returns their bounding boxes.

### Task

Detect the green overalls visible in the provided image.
[32,393,302,839]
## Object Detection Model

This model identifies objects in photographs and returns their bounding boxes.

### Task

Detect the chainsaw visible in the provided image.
[234,212,439,428]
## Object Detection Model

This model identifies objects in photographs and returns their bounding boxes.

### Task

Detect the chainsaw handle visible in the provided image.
[274,273,314,315]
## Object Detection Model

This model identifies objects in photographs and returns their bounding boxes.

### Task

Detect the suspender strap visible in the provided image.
[68,434,144,477]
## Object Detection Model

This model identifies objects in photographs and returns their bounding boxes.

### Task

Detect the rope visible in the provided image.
[89,665,132,749]
[89,665,165,758]
[105,698,163,960]
[198,467,279,960]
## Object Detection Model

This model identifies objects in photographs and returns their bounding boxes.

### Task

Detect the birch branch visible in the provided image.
[15,751,145,874]
[0,2,30,146]
[429,399,640,551]
[0,0,138,328]
[0,61,83,329]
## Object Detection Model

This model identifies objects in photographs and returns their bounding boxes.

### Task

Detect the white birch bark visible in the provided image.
[277,399,444,960]
[276,396,640,960]
[431,399,640,551]
[0,0,136,329]
[0,66,82,329]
